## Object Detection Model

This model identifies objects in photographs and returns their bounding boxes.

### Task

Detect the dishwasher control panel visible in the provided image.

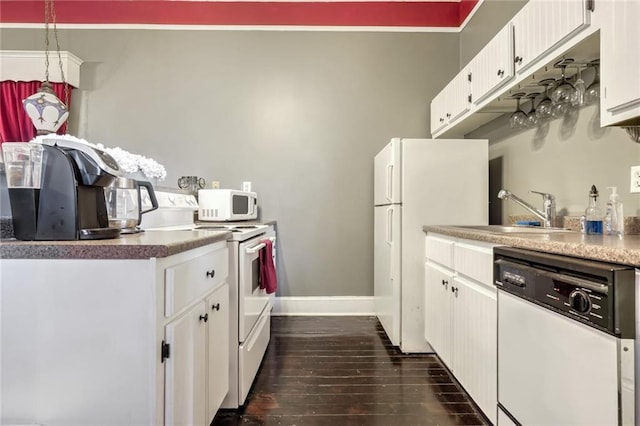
[494,247,636,338]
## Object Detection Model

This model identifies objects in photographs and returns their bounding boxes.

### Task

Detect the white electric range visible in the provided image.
[141,190,276,408]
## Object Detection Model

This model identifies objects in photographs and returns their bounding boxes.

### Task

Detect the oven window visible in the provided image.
[233,195,249,214]
[252,257,261,292]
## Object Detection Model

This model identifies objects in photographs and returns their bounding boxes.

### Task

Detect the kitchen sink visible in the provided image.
[453,225,575,234]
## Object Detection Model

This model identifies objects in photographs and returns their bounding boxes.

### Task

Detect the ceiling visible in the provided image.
[0,0,480,30]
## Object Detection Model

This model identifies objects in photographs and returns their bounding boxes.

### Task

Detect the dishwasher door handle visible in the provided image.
[541,270,608,294]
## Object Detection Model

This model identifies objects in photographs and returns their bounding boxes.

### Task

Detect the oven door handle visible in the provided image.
[495,259,609,294]
[245,237,276,254]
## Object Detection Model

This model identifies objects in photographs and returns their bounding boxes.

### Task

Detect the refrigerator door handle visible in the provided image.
[386,207,393,246]
[386,163,393,202]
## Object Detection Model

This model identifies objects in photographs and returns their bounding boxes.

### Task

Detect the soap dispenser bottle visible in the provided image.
[604,186,624,236]
[585,185,603,235]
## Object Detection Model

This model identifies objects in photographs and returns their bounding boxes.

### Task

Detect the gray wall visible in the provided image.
[1,28,460,297]
[469,106,640,219]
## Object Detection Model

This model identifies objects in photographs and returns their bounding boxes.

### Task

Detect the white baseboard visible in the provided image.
[271,296,375,316]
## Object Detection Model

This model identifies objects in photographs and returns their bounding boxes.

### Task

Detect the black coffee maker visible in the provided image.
[4,138,123,240]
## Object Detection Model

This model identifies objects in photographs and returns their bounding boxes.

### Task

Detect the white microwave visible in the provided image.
[198,189,258,221]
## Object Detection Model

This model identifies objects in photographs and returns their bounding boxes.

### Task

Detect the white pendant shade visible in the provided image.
[22,82,69,135]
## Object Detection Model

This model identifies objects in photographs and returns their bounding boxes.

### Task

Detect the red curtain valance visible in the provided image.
[0,81,71,144]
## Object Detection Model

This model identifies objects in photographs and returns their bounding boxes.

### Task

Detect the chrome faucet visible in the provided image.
[498,189,557,228]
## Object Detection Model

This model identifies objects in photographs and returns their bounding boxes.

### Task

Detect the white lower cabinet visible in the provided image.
[164,283,229,426]
[165,302,208,426]
[424,262,454,369]
[425,233,499,424]
[0,241,229,426]
[206,284,230,421]
[452,275,497,423]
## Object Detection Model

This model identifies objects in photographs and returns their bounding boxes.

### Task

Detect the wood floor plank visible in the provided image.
[211,316,489,426]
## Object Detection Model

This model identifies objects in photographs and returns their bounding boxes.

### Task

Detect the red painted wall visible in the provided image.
[0,0,478,28]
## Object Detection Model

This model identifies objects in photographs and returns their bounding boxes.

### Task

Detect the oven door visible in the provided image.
[238,233,274,342]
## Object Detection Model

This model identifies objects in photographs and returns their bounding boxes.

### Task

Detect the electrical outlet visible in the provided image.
[242,181,252,192]
[211,180,220,189]
[630,166,640,193]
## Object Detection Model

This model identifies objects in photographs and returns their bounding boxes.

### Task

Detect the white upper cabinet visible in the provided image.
[430,0,598,138]
[448,66,473,122]
[430,89,448,135]
[512,0,590,75]
[469,24,515,105]
[429,67,471,135]
[600,0,640,126]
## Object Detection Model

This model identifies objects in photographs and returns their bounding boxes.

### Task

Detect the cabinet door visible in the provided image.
[452,276,497,425]
[513,0,589,74]
[447,67,472,122]
[206,283,230,422]
[601,0,640,120]
[424,262,454,369]
[470,24,514,105]
[512,0,545,74]
[430,68,471,136]
[430,89,448,135]
[165,303,207,426]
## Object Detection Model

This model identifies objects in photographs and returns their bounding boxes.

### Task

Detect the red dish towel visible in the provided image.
[259,239,278,294]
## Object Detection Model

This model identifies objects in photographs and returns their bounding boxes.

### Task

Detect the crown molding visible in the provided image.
[0,50,83,87]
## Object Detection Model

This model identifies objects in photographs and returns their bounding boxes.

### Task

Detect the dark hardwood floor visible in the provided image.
[212,316,489,426]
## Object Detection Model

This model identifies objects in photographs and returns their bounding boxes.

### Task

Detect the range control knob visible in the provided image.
[569,290,591,314]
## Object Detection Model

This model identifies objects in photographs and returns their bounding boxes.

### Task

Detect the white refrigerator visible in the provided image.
[374,137,488,353]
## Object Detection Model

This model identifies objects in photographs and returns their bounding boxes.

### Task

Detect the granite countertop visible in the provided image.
[424,225,640,267]
[0,230,232,260]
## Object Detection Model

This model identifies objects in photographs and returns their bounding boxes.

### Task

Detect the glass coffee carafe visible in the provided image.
[2,142,44,239]
[105,177,158,233]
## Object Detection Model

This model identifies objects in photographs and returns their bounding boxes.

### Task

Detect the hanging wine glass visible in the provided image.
[585,59,600,105]
[551,59,577,106]
[525,92,541,128]
[509,92,528,129]
[571,65,586,107]
[536,78,556,122]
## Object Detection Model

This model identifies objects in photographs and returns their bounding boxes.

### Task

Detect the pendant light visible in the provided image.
[22,0,70,136]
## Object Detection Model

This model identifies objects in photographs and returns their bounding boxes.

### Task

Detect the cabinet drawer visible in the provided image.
[454,240,496,286]
[425,235,455,269]
[165,248,228,317]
